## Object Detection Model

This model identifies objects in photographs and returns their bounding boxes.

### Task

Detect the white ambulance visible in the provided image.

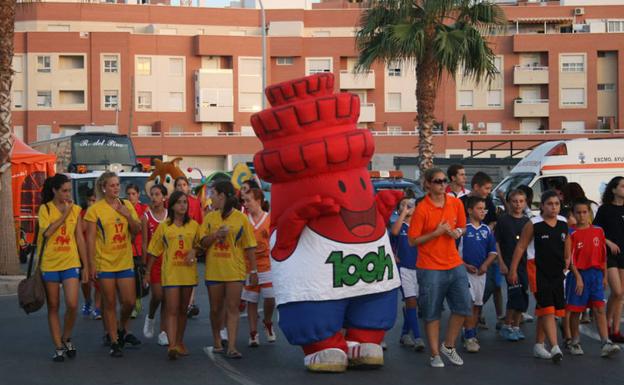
[492,138,624,210]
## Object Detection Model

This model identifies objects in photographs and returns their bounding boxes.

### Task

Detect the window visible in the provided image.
[12,91,23,108]
[169,126,183,136]
[59,55,84,70]
[136,57,151,76]
[104,90,118,109]
[561,88,585,105]
[12,56,23,73]
[59,90,85,105]
[169,58,183,76]
[13,125,24,141]
[494,57,503,73]
[607,20,624,33]
[307,58,331,75]
[239,58,262,75]
[487,90,502,107]
[387,93,401,111]
[137,125,153,136]
[104,55,119,73]
[276,57,294,65]
[137,92,152,110]
[169,92,184,111]
[598,83,616,91]
[561,55,585,72]
[458,90,474,107]
[388,61,402,77]
[37,125,52,141]
[37,56,51,73]
[36,91,52,107]
[239,92,262,112]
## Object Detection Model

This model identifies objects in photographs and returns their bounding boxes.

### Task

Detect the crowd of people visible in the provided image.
[33,165,624,369]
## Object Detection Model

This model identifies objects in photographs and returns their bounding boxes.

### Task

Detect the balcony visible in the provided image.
[358,103,375,123]
[195,69,234,122]
[514,99,549,118]
[514,66,549,85]
[340,70,375,89]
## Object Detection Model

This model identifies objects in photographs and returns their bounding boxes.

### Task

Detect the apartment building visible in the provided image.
[10,0,624,170]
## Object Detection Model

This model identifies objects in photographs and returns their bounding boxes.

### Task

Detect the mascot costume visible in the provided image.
[251,73,402,372]
[144,157,185,196]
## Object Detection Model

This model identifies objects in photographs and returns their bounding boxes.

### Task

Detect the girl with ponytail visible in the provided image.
[199,180,258,358]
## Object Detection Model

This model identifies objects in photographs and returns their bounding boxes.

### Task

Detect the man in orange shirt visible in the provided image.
[409,168,471,368]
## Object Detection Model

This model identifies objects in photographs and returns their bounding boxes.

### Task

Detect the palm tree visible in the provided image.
[355,0,506,174]
[0,0,19,275]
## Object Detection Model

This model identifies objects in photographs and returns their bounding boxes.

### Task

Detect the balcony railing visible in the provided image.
[514,65,549,84]
[340,70,375,89]
[514,98,549,117]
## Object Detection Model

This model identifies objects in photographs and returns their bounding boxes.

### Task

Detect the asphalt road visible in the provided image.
[1,273,622,385]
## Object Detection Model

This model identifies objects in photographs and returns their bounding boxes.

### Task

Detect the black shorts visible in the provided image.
[534,275,565,317]
[506,268,529,312]
[607,253,624,269]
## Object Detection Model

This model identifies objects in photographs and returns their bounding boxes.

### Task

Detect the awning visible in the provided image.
[512,17,574,24]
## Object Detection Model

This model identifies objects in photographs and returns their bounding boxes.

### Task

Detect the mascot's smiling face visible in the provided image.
[271,168,385,244]
[145,158,186,197]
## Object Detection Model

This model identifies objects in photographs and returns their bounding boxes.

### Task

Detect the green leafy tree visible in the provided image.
[356,0,506,174]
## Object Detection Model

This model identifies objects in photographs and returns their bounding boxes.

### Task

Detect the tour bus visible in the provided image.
[31,132,151,206]
[492,138,624,210]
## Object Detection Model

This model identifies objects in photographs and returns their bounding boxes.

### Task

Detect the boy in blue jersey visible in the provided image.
[390,197,425,352]
[459,196,498,353]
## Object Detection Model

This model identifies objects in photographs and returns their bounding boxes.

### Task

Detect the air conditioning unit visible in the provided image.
[574,8,584,16]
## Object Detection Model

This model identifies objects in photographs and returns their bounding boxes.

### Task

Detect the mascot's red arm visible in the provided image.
[272,195,340,262]
[375,190,404,224]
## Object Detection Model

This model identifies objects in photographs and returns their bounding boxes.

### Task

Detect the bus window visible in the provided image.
[530,176,567,210]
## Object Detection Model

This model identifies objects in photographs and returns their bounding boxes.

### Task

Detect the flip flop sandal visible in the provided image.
[226,351,242,359]
[212,347,225,354]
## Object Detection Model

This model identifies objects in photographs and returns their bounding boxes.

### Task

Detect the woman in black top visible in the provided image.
[593,176,624,343]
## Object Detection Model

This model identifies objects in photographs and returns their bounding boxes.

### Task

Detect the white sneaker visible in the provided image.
[219,328,228,342]
[304,348,348,373]
[158,331,169,346]
[533,343,552,359]
[440,344,464,366]
[413,338,426,352]
[522,313,535,323]
[347,341,384,368]
[551,345,563,364]
[380,341,387,351]
[263,321,276,343]
[399,334,415,347]
[569,343,584,356]
[430,355,445,368]
[464,337,480,353]
[601,341,621,358]
[143,315,155,339]
[248,332,260,347]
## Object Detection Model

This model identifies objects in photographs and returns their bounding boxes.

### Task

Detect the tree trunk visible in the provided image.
[0,165,19,275]
[415,50,439,178]
[0,0,19,275]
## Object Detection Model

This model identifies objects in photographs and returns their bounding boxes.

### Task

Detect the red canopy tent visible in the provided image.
[11,136,56,244]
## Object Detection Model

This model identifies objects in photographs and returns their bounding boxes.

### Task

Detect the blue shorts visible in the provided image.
[417,265,473,322]
[42,268,80,283]
[97,269,135,280]
[565,268,606,312]
[205,280,244,286]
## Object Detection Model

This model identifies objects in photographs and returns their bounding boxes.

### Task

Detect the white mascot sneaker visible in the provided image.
[347,341,384,368]
[304,348,348,373]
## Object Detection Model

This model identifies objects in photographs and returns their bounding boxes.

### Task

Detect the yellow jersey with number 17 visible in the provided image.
[148,220,201,287]
[37,202,82,272]
[84,199,139,272]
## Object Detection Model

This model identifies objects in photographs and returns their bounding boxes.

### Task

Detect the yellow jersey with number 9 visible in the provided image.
[148,220,200,286]
[37,202,82,272]
[84,199,139,272]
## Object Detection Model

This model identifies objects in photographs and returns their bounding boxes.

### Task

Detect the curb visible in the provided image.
[0,276,25,295]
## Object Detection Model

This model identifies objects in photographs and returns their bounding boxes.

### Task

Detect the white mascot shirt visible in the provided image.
[269,226,401,306]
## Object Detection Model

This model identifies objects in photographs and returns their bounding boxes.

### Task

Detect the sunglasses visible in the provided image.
[431,178,448,185]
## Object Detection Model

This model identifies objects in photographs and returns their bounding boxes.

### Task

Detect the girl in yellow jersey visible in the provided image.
[200,180,258,359]
[148,191,201,360]
[39,174,89,362]
[84,172,141,357]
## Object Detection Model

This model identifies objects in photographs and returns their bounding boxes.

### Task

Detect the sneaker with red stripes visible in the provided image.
[263,321,276,343]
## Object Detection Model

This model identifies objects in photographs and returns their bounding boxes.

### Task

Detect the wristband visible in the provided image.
[455,228,463,236]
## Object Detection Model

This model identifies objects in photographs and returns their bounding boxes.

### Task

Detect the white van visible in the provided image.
[492,138,624,210]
